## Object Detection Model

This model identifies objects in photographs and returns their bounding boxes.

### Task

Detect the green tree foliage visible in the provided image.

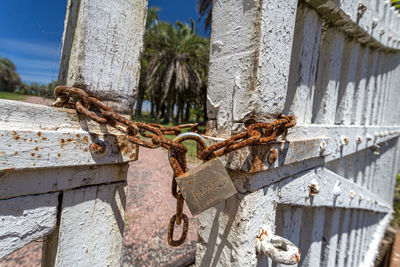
[0,56,21,92]
[136,7,210,123]
[0,56,56,97]
[197,0,212,32]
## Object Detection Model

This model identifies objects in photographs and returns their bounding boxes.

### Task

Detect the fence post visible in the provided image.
[198,0,298,265]
[199,0,400,266]
[41,0,148,265]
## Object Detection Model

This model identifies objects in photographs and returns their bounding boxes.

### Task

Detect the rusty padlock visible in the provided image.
[169,132,237,215]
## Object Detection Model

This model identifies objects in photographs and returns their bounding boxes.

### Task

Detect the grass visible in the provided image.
[0,91,27,101]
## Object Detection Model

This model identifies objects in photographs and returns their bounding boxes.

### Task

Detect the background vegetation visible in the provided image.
[0,56,57,98]
[134,7,210,124]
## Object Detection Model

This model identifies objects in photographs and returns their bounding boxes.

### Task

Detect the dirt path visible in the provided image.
[22,96,53,106]
[1,148,197,267]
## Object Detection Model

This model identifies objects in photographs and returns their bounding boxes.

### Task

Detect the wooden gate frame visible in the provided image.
[0,0,147,265]
[198,0,400,266]
[1,0,400,266]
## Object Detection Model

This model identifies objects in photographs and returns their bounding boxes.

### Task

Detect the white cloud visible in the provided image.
[20,70,58,84]
[0,38,61,59]
[1,53,59,70]
[0,38,61,84]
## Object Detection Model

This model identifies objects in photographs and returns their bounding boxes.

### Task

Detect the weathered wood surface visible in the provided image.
[305,0,400,51]
[0,99,138,171]
[0,0,148,263]
[0,193,59,259]
[312,28,345,124]
[206,125,400,175]
[206,0,298,136]
[43,183,126,266]
[59,0,148,114]
[0,164,127,200]
[199,0,400,266]
[283,4,322,124]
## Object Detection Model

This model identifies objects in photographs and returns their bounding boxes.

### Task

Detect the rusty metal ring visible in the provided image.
[167,214,189,247]
[168,132,208,161]
[255,229,301,265]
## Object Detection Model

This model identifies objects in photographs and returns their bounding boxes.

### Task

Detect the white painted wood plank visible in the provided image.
[336,209,351,267]
[49,183,126,266]
[277,167,391,212]
[369,53,382,125]
[322,208,340,267]
[368,152,378,193]
[381,56,395,125]
[305,0,400,50]
[206,0,297,136]
[351,211,363,266]
[205,124,400,174]
[359,211,369,263]
[371,52,385,125]
[0,128,137,171]
[351,47,369,125]
[364,148,373,191]
[377,54,390,125]
[0,193,59,259]
[386,54,400,125]
[283,4,322,124]
[362,51,378,125]
[389,139,400,203]
[59,0,148,114]
[0,164,127,200]
[277,206,303,267]
[360,213,392,266]
[335,42,360,125]
[0,100,138,171]
[312,28,345,124]
[197,187,278,266]
[386,140,398,203]
[345,210,358,267]
[301,208,325,267]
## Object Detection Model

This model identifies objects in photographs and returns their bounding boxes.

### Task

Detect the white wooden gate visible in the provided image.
[0,0,399,266]
[198,0,400,266]
[0,0,147,265]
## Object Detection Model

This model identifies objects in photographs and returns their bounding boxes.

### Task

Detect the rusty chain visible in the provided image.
[53,86,296,247]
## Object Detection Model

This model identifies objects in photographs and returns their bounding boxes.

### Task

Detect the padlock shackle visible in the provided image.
[168,132,208,160]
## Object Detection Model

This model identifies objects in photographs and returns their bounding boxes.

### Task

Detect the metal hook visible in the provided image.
[256,228,301,265]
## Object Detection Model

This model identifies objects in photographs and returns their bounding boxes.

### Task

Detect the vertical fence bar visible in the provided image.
[336,209,351,267]
[362,51,378,125]
[322,208,340,267]
[345,210,358,267]
[42,0,148,265]
[351,47,369,125]
[335,42,360,125]
[300,208,325,266]
[277,206,303,267]
[198,0,298,265]
[312,28,345,124]
[283,4,322,124]
[372,52,385,125]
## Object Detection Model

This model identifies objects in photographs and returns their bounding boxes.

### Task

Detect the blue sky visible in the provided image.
[0,0,208,85]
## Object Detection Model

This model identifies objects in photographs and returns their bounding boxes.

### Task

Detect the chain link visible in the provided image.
[53,86,296,247]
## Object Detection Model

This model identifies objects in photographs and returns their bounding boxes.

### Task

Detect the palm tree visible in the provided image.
[197,0,213,32]
[135,7,159,117]
[140,19,209,123]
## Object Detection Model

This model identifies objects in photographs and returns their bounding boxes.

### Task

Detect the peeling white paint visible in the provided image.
[0,193,59,259]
